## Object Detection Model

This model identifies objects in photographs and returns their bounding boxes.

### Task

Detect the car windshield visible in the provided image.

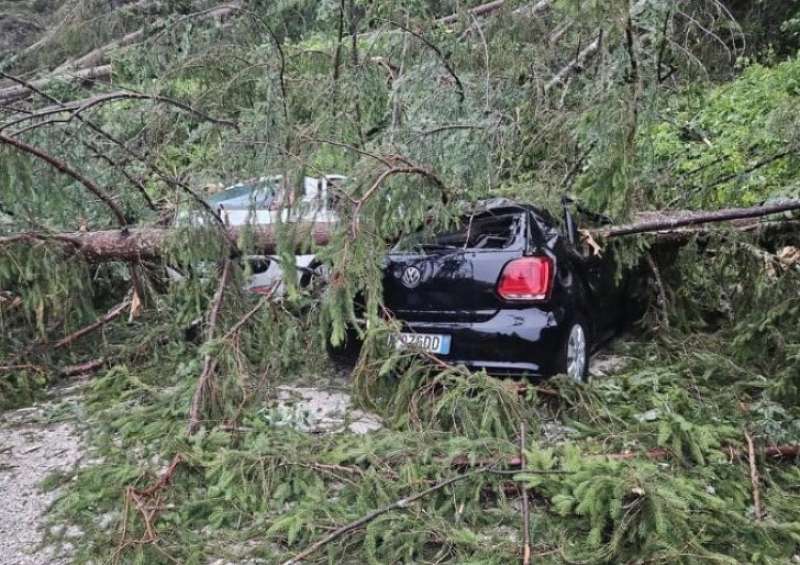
[394,211,523,252]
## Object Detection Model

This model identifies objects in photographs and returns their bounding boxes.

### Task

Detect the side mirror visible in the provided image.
[561,196,578,245]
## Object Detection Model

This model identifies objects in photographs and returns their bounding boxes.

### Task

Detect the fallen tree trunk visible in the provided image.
[597,199,800,238]
[0,65,112,104]
[0,223,333,261]
[1,199,798,262]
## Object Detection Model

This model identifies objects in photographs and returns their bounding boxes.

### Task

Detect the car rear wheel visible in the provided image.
[561,321,589,383]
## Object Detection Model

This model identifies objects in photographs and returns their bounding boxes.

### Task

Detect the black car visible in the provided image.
[379,199,627,382]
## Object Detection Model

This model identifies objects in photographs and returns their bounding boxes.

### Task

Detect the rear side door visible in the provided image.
[569,237,622,335]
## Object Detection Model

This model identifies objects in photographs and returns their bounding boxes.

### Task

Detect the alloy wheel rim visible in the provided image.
[566,323,586,382]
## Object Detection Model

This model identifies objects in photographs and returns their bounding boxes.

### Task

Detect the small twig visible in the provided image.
[0,364,48,374]
[745,431,764,521]
[60,357,108,377]
[645,252,670,329]
[282,467,489,565]
[559,141,596,191]
[656,9,675,83]
[520,422,532,565]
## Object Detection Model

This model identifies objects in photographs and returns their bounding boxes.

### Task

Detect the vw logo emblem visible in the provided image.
[401,266,422,288]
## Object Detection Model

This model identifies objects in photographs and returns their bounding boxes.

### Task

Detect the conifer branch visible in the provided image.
[0,132,128,226]
[383,18,465,103]
[282,467,490,565]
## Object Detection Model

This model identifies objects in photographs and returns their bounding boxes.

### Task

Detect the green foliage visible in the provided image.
[645,57,800,207]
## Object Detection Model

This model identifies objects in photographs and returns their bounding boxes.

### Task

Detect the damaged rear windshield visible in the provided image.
[394,211,525,252]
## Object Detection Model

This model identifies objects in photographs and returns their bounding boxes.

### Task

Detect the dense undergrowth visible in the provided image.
[2,0,800,563]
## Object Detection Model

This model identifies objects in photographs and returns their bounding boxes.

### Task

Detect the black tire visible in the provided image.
[557,319,590,383]
[325,331,362,370]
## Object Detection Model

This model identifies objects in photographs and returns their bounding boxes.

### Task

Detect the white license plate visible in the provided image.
[391,333,451,355]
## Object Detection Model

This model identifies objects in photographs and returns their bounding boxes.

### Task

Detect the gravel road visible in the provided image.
[0,384,85,565]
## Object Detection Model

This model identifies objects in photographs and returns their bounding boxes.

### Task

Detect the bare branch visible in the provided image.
[519,422,532,565]
[745,431,764,521]
[53,296,132,349]
[2,90,238,135]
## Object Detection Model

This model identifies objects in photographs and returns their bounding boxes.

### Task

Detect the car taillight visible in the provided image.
[497,256,552,301]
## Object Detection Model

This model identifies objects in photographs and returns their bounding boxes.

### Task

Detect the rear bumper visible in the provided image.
[400,307,566,377]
